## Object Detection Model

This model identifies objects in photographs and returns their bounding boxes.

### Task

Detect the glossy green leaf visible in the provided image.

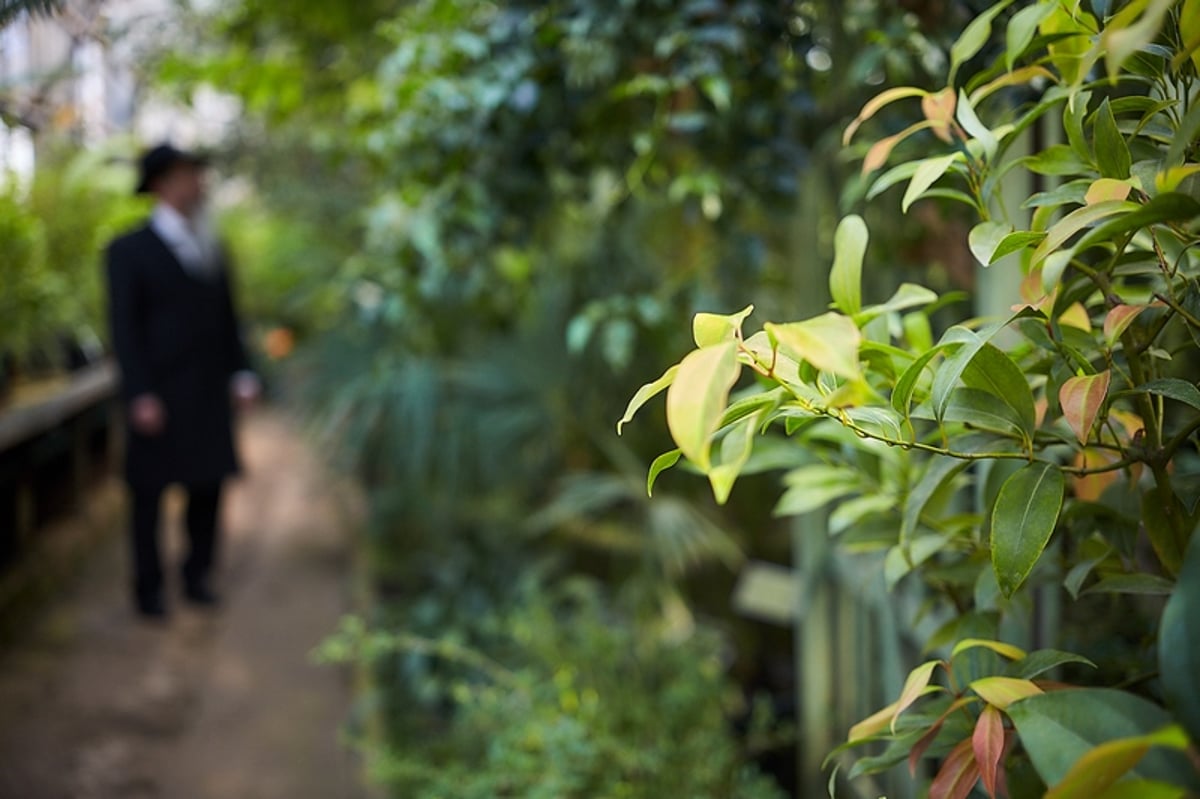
[1014,649,1097,680]
[1083,573,1175,597]
[1007,689,1198,790]
[1006,2,1056,70]
[944,387,1028,437]
[956,89,997,161]
[962,343,1037,437]
[1044,726,1190,799]
[766,313,862,380]
[692,304,754,348]
[990,231,1046,262]
[829,215,868,316]
[1093,99,1132,179]
[1074,193,1200,253]
[1134,379,1200,411]
[665,343,740,471]
[901,456,970,542]
[1159,532,1200,746]
[708,411,761,504]
[892,345,947,419]
[949,0,1014,84]
[902,153,962,213]
[991,463,1065,597]
[1022,144,1092,176]
[968,221,1013,265]
[617,364,679,434]
[855,283,938,325]
[1031,200,1136,269]
[646,449,681,496]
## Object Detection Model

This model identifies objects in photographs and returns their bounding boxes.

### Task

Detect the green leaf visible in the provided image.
[828,494,896,535]
[991,463,1065,597]
[902,153,962,213]
[774,464,863,516]
[962,343,1037,438]
[692,304,754,347]
[1081,574,1175,596]
[970,676,1043,709]
[1007,689,1196,790]
[665,343,741,471]
[1134,379,1200,411]
[617,364,679,434]
[891,659,943,733]
[1059,370,1111,445]
[991,231,1047,262]
[969,221,1013,265]
[1159,533,1200,747]
[708,412,760,504]
[1022,144,1092,176]
[1074,193,1200,254]
[956,89,998,161]
[830,215,868,315]
[892,345,947,418]
[944,387,1028,437]
[1093,99,1132,179]
[766,313,862,380]
[951,638,1027,661]
[930,317,1033,422]
[1006,2,1056,70]
[1031,200,1136,269]
[1045,727,1190,799]
[949,0,1015,84]
[1101,0,1175,80]
[901,456,971,543]
[646,449,681,496]
[1014,649,1097,680]
[855,283,939,325]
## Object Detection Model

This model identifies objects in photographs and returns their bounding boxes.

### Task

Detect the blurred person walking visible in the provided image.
[104,144,260,619]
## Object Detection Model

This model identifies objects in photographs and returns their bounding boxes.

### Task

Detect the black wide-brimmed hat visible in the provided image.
[135,144,209,194]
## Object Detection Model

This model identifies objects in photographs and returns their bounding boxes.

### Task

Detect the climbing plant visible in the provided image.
[621,0,1200,795]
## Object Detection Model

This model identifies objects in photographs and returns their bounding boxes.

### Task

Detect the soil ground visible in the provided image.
[0,409,367,799]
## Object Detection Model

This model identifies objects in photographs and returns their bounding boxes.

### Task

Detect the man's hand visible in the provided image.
[130,393,166,436]
[231,371,262,410]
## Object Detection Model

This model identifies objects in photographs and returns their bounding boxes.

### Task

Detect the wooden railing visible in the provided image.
[0,361,119,569]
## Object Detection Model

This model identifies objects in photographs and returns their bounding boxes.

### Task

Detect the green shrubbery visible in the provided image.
[0,142,147,373]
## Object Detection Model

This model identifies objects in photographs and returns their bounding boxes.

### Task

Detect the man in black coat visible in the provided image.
[105,144,260,619]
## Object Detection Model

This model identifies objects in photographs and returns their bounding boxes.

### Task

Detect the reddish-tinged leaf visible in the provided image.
[922,87,957,142]
[1084,178,1133,205]
[930,738,981,799]
[843,86,927,145]
[909,697,977,776]
[1059,370,1111,445]
[891,660,943,732]
[973,705,1005,799]
[910,723,943,777]
[1103,303,1165,343]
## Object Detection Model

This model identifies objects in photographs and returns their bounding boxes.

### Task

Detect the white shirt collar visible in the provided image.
[150,202,218,276]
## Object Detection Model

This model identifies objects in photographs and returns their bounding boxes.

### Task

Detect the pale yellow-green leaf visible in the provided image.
[902,153,962,213]
[617,364,679,434]
[766,313,863,380]
[693,304,754,348]
[665,343,741,472]
[969,676,1043,709]
[829,215,868,315]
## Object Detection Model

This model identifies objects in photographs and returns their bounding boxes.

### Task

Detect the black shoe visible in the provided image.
[135,595,168,620]
[183,583,221,608]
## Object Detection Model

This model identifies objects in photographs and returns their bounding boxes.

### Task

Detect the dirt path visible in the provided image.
[0,409,366,799]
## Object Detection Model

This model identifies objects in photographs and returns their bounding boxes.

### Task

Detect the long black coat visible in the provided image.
[105,224,250,489]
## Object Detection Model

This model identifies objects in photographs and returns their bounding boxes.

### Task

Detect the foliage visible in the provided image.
[317,578,787,799]
[0,141,146,365]
[621,0,1200,795]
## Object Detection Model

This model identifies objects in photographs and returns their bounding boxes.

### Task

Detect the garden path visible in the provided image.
[0,409,367,799]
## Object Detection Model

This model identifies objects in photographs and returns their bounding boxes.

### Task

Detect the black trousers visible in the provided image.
[130,481,223,603]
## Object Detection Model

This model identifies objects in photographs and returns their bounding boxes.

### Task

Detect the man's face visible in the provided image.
[156,162,207,215]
